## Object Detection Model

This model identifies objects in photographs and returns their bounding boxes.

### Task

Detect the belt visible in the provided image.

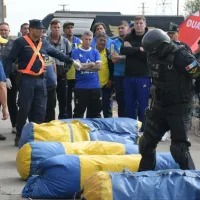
[21,73,45,78]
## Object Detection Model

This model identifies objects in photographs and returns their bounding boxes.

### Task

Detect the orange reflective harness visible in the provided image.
[19,35,45,76]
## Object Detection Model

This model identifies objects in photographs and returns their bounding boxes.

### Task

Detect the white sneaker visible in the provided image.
[12,127,17,134]
[161,131,171,142]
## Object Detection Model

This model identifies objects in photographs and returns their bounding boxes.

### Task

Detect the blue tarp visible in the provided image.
[16,141,139,180]
[19,118,140,148]
[22,152,179,199]
[107,170,200,200]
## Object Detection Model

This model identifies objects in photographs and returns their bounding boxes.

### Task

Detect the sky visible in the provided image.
[4,0,186,35]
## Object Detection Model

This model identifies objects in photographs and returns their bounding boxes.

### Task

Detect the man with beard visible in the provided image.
[47,19,71,119]
[111,21,129,117]
[63,21,82,118]
[120,16,151,132]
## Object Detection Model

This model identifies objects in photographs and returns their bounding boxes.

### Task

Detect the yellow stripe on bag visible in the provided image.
[138,120,142,132]
[63,141,126,155]
[70,120,91,142]
[82,171,113,200]
[34,120,71,142]
[80,154,141,188]
[137,120,142,144]
[16,143,32,180]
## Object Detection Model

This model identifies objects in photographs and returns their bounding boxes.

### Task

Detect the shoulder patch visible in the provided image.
[185,61,198,71]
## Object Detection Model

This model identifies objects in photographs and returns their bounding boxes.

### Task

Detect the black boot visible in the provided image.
[0,134,6,140]
[14,136,20,147]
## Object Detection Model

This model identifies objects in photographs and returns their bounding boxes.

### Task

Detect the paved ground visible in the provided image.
[0,105,200,200]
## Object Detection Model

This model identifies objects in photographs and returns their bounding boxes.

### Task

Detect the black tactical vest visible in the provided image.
[148,46,193,105]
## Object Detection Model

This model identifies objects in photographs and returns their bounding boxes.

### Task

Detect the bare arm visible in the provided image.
[0,82,9,120]
[81,62,102,72]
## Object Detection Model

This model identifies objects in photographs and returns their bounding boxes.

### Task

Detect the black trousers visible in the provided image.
[73,88,102,118]
[139,103,195,171]
[7,73,18,128]
[17,75,47,137]
[114,76,126,117]
[45,88,56,122]
[56,77,68,119]
[67,79,75,119]
[102,87,113,118]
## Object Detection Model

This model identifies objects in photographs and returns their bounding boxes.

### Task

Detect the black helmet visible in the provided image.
[142,28,171,53]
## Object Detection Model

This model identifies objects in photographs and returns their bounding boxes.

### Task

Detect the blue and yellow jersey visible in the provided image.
[72,47,101,89]
[98,49,110,87]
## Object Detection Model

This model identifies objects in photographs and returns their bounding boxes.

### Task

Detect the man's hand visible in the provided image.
[111,51,121,63]
[89,62,95,68]
[73,60,82,70]
[6,78,12,89]
[2,107,9,120]
[124,41,132,47]
[105,80,113,88]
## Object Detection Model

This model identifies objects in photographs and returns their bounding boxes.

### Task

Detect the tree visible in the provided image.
[184,0,200,17]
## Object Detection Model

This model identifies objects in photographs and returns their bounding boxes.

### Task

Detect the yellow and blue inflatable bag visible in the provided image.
[81,170,200,200]
[16,141,139,180]
[22,153,179,199]
[19,118,141,148]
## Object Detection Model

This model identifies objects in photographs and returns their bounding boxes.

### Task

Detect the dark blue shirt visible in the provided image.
[0,61,6,82]
[5,36,73,77]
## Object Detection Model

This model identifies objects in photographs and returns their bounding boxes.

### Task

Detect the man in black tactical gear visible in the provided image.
[161,22,193,142]
[138,28,200,171]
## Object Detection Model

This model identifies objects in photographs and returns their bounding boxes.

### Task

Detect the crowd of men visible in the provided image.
[0,15,199,159]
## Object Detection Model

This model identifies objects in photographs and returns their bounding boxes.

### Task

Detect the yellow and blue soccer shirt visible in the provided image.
[72,47,101,89]
[67,36,82,80]
[98,49,109,87]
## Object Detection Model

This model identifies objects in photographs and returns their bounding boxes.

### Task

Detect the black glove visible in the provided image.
[63,62,72,73]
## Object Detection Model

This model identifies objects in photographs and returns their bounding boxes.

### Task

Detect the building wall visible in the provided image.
[0,0,3,22]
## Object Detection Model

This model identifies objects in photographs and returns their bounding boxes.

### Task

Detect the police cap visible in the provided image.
[63,21,74,29]
[167,22,179,33]
[29,19,45,29]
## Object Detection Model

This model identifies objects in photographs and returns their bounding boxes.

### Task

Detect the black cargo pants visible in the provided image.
[138,103,195,171]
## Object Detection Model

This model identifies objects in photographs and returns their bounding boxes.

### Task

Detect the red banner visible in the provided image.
[179,10,200,52]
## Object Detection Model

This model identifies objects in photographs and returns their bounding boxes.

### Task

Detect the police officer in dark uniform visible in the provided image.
[138,28,200,171]
[5,19,81,147]
[167,22,192,53]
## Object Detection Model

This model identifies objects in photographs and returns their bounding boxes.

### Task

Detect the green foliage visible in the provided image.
[184,0,200,17]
